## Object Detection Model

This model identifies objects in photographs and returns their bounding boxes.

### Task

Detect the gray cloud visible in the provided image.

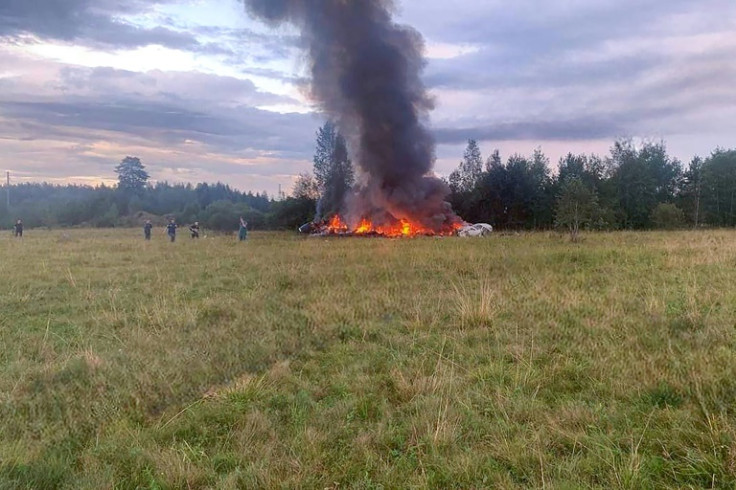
[194,25,299,59]
[0,61,319,191]
[403,0,710,49]
[435,117,624,144]
[0,95,317,156]
[433,51,736,145]
[425,50,665,92]
[0,0,301,62]
[54,66,294,107]
[0,0,205,50]
[417,0,736,147]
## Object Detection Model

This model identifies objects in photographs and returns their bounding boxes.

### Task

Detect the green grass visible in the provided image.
[1,228,736,488]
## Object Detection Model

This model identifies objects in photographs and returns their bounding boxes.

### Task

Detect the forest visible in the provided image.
[2,124,735,233]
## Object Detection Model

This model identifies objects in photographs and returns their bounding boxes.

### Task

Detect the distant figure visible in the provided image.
[143,220,153,240]
[166,219,177,242]
[238,217,248,241]
[189,221,200,239]
[14,219,23,238]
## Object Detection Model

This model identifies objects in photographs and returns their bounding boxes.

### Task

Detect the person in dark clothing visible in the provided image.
[189,221,200,239]
[238,217,248,241]
[143,220,153,240]
[14,219,23,237]
[166,219,177,242]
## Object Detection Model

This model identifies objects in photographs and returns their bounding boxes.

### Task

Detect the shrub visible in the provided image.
[651,203,685,230]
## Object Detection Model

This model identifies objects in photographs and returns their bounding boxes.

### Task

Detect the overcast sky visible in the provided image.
[1,0,734,194]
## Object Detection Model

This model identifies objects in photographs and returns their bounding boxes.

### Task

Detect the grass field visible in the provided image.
[1,228,736,489]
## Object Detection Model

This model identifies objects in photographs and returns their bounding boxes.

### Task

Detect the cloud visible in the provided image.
[0,56,320,191]
[0,58,314,147]
[0,0,234,53]
[1,98,316,154]
[415,0,736,147]
[55,66,293,108]
[194,25,300,60]
[402,0,709,48]
[435,117,624,144]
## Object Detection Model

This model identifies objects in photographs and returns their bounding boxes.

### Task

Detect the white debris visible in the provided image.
[457,223,493,237]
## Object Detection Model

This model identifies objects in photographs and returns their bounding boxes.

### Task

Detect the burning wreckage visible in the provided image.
[299,216,492,238]
[243,0,490,238]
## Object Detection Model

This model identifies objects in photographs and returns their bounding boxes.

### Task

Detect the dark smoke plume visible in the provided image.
[242,0,462,231]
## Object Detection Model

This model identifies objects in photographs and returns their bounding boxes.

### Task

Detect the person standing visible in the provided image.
[143,220,153,240]
[14,219,23,238]
[189,221,200,239]
[166,219,177,242]
[238,217,248,241]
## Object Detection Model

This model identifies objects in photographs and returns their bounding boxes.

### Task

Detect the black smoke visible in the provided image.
[242,0,462,231]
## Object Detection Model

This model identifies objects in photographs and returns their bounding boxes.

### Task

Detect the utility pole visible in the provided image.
[5,171,9,210]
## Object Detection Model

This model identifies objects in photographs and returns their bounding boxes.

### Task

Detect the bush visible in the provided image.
[651,203,685,230]
[203,203,265,232]
[267,197,316,230]
[554,178,599,241]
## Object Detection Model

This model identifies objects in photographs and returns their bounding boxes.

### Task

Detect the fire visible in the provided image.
[355,218,372,234]
[327,215,349,233]
[322,215,462,237]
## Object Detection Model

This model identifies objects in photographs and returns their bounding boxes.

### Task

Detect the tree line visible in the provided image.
[2,128,734,233]
[0,156,314,231]
[446,139,736,235]
[296,127,736,235]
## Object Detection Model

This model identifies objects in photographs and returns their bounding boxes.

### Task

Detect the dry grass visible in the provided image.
[1,228,736,488]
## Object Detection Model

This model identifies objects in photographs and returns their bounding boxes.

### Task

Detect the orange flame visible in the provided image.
[355,218,372,234]
[323,215,462,237]
[327,215,349,233]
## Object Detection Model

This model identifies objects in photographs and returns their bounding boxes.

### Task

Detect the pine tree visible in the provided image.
[458,139,483,192]
[312,122,354,217]
[115,156,149,193]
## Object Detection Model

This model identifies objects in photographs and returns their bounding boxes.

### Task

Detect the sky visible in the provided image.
[1,0,734,195]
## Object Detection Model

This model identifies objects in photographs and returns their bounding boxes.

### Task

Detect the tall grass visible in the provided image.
[1,229,736,488]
